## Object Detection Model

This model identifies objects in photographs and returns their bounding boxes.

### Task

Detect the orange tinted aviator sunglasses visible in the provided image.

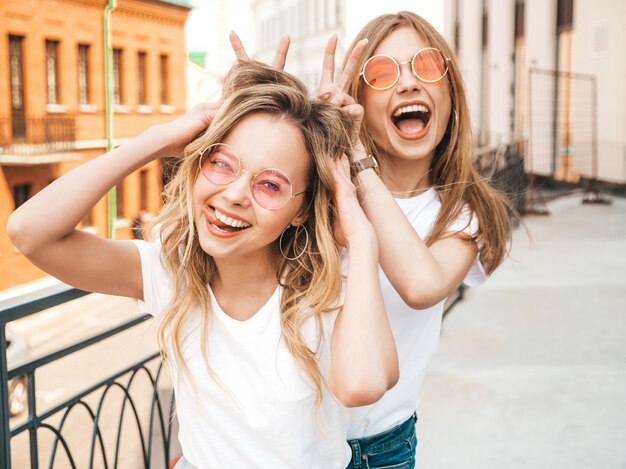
[360,48,450,90]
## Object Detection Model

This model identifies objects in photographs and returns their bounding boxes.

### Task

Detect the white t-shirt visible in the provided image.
[132,240,351,469]
[345,187,486,439]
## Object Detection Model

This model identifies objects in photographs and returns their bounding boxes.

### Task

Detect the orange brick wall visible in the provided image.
[0,0,190,290]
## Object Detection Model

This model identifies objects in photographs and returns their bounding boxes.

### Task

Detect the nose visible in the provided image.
[221,170,253,207]
[395,61,421,94]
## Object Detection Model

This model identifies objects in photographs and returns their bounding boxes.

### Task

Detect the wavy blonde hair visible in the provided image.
[344,11,511,274]
[151,61,355,407]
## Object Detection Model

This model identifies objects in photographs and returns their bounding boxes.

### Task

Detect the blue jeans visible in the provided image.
[346,414,418,469]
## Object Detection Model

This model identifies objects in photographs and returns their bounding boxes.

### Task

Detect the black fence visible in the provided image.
[474,137,529,217]
[0,116,76,156]
[0,287,176,468]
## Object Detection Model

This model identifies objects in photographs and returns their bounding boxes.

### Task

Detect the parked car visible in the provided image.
[5,328,29,417]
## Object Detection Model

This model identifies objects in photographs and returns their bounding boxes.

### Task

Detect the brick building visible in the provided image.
[0,0,191,290]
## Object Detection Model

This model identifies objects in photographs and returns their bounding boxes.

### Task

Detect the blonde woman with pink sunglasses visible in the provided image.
[7,61,398,468]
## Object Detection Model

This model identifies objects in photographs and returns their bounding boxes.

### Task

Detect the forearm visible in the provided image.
[330,236,398,407]
[7,126,169,254]
[356,169,449,308]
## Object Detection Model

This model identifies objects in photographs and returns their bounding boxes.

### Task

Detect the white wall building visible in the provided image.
[186,60,222,110]
[446,0,626,184]
[252,0,444,92]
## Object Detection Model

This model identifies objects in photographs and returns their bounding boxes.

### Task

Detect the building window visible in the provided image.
[557,0,574,32]
[13,184,31,209]
[116,181,124,218]
[307,0,315,36]
[326,0,335,29]
[138,51,147,105]
[317,0,325,31]
[82,209,93,228]
[9,35,26,140]
[514,1,525,39]
[160,55,169,105]
[78,44,90,105]
[46,40,60,104]
[481,8,489,51]
[113,48,123,105]
[139,169,148,211]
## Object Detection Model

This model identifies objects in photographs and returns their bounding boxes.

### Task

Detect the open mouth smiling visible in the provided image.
[390,103,432,138]
[206,206,251,233]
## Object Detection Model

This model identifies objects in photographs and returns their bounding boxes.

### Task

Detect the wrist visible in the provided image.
[125,126,172,164]
[346,229,378,256]
[350,155,379,178]
[352,141,368,162]
[142,124,181,158]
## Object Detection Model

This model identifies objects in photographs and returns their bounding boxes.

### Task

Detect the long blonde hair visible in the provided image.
[152,61,355,407]
[344,11,511,274]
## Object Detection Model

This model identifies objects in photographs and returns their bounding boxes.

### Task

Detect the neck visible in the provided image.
[211,250,279,300]
[211,253,278,290]
[379,152,433,198]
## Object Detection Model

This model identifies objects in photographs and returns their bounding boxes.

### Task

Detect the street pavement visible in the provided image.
[414,193,626,468]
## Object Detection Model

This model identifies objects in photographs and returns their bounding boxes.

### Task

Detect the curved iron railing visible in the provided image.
[0,285,176,468]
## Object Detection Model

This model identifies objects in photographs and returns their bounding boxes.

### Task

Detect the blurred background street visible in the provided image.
[416,193,626,468]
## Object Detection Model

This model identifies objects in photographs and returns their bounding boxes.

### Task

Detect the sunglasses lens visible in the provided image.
[252,169,293,210]
[413,49,448,82]
[200,144,295,210]
[201,144,239,185]
[363,55,398,90]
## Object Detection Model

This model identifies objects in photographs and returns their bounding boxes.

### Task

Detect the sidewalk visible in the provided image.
[415,194,626,468]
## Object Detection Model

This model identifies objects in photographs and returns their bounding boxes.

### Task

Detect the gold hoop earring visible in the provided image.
[279,224,309,261]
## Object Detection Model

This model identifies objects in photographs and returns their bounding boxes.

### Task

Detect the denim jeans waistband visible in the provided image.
[348,413,417,454]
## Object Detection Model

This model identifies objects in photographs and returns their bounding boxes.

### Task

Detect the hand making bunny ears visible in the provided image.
[316,35,369,139]
[229,31,291,71]
[183,32,289,154]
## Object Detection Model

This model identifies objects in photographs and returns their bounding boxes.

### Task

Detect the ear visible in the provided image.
[290,212,308,227]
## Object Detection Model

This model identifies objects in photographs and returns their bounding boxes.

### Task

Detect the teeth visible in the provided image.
[393,104,429,117]
[214,208,251,228]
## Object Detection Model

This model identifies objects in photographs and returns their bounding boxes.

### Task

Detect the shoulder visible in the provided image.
[131,239,173,315]
[446,204,480,238]
[131,239,168,273]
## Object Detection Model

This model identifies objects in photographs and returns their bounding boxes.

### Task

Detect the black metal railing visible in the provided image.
[0,116,76,156]
[474,137,529,216]
[0,286,176,468]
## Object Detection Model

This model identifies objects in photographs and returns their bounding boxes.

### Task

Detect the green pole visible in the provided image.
[104,0,117,239]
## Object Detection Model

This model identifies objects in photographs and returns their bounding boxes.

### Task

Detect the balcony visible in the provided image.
[0,285,178,468]
[0,116,79,165]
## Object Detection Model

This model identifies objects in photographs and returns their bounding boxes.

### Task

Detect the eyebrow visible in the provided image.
[262,168,290,184]
[231,149,292,183]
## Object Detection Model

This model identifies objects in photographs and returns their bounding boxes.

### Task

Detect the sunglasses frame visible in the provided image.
[199,143,306,210]
[361,47,451,90]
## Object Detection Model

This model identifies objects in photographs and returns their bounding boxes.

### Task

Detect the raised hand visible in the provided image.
[229,31,290,70]
[317,35,368,140]
[159,100,222,157]
[328,154,376,248]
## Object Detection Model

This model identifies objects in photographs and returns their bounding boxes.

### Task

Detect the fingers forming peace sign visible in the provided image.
[316,35,369,144]
[229,31,291,71]
[317,35,368,101]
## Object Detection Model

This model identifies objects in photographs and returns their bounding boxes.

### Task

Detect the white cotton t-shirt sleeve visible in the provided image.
[130,239,172,317]
[445,207,487,287]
